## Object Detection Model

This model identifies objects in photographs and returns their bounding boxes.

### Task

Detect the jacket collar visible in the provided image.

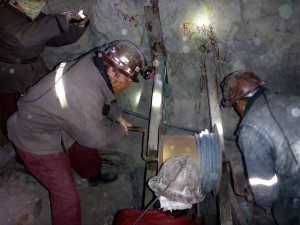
[244,88,265,116]
[93,56,115,95]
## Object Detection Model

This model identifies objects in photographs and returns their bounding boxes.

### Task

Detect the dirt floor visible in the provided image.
[0,132,278,225]
[0,132,146,225]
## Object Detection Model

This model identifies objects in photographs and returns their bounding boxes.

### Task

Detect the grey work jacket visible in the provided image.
[7,57,125,155]
[238,90,300,209]
[0,3,88,93]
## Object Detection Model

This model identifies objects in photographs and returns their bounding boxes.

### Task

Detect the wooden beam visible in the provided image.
[143,6,167,208]
[205,52,233,225]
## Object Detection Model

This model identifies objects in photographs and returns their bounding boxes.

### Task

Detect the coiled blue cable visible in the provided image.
[195,130,220,193]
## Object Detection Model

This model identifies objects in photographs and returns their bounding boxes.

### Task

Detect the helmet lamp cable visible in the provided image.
[20,40,150,103]
[132,156,189,225]
[20,46,100,103]
[261,88,300,172]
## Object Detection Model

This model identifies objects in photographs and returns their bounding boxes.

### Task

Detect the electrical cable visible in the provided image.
[132,156,189,225]
[121,108,237,141]
[20,46,100,103]
[261,88,300,171]
[20,39,152,103]
[123,108,200,132]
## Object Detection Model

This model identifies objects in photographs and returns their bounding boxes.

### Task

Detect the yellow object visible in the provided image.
[158,131,223,196]
[17,0,46,20]
[182,21,190,35]
[158,136,199,169]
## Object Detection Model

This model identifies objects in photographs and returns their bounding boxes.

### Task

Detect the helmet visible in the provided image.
[148,156,205,204]
[99,40,145,82]
[221,70,267,106]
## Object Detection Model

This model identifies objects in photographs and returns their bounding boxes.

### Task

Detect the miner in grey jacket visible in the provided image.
[7,41,146,225]
[221,70,300,225]
[0,0,89,135]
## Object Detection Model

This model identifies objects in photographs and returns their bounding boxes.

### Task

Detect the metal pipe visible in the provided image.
[128,127,157,162]
[225,159,247,197]
[225,159,253,201]
[128,126,144,133]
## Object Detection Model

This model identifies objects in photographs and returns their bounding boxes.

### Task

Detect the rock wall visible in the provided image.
[42,0,300,138]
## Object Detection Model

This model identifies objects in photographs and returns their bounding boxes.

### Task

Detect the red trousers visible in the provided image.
[16,142,102,225]
[116,209,195,225]
[0,92,17,135]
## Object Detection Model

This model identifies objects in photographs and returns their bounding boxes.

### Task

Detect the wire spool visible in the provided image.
[158,126,223,195]
[194,129,221,194]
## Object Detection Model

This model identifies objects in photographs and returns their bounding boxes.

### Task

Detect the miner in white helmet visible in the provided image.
[116,155,205,224]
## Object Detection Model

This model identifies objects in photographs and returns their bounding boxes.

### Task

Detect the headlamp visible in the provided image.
[142,65,155,80]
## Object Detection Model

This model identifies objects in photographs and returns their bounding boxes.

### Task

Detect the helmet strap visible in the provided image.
[158,196,192,211]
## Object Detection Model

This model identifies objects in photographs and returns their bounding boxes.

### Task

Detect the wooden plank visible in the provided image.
[143,6,167,208]
[144,6,167,58]
[205,52,233,225]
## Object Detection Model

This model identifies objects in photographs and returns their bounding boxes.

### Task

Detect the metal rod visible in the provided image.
[128,127,156,162]
[128,127,145,133]
[225,159,253,200]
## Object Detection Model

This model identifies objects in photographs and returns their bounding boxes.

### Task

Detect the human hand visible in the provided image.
[63,10,89,26]
[117,117,132,136]
[73,10,89,27]
[61,11,75,22]
[75,16,89,27]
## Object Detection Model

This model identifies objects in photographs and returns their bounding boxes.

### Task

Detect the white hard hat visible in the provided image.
[148,156,205,204]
